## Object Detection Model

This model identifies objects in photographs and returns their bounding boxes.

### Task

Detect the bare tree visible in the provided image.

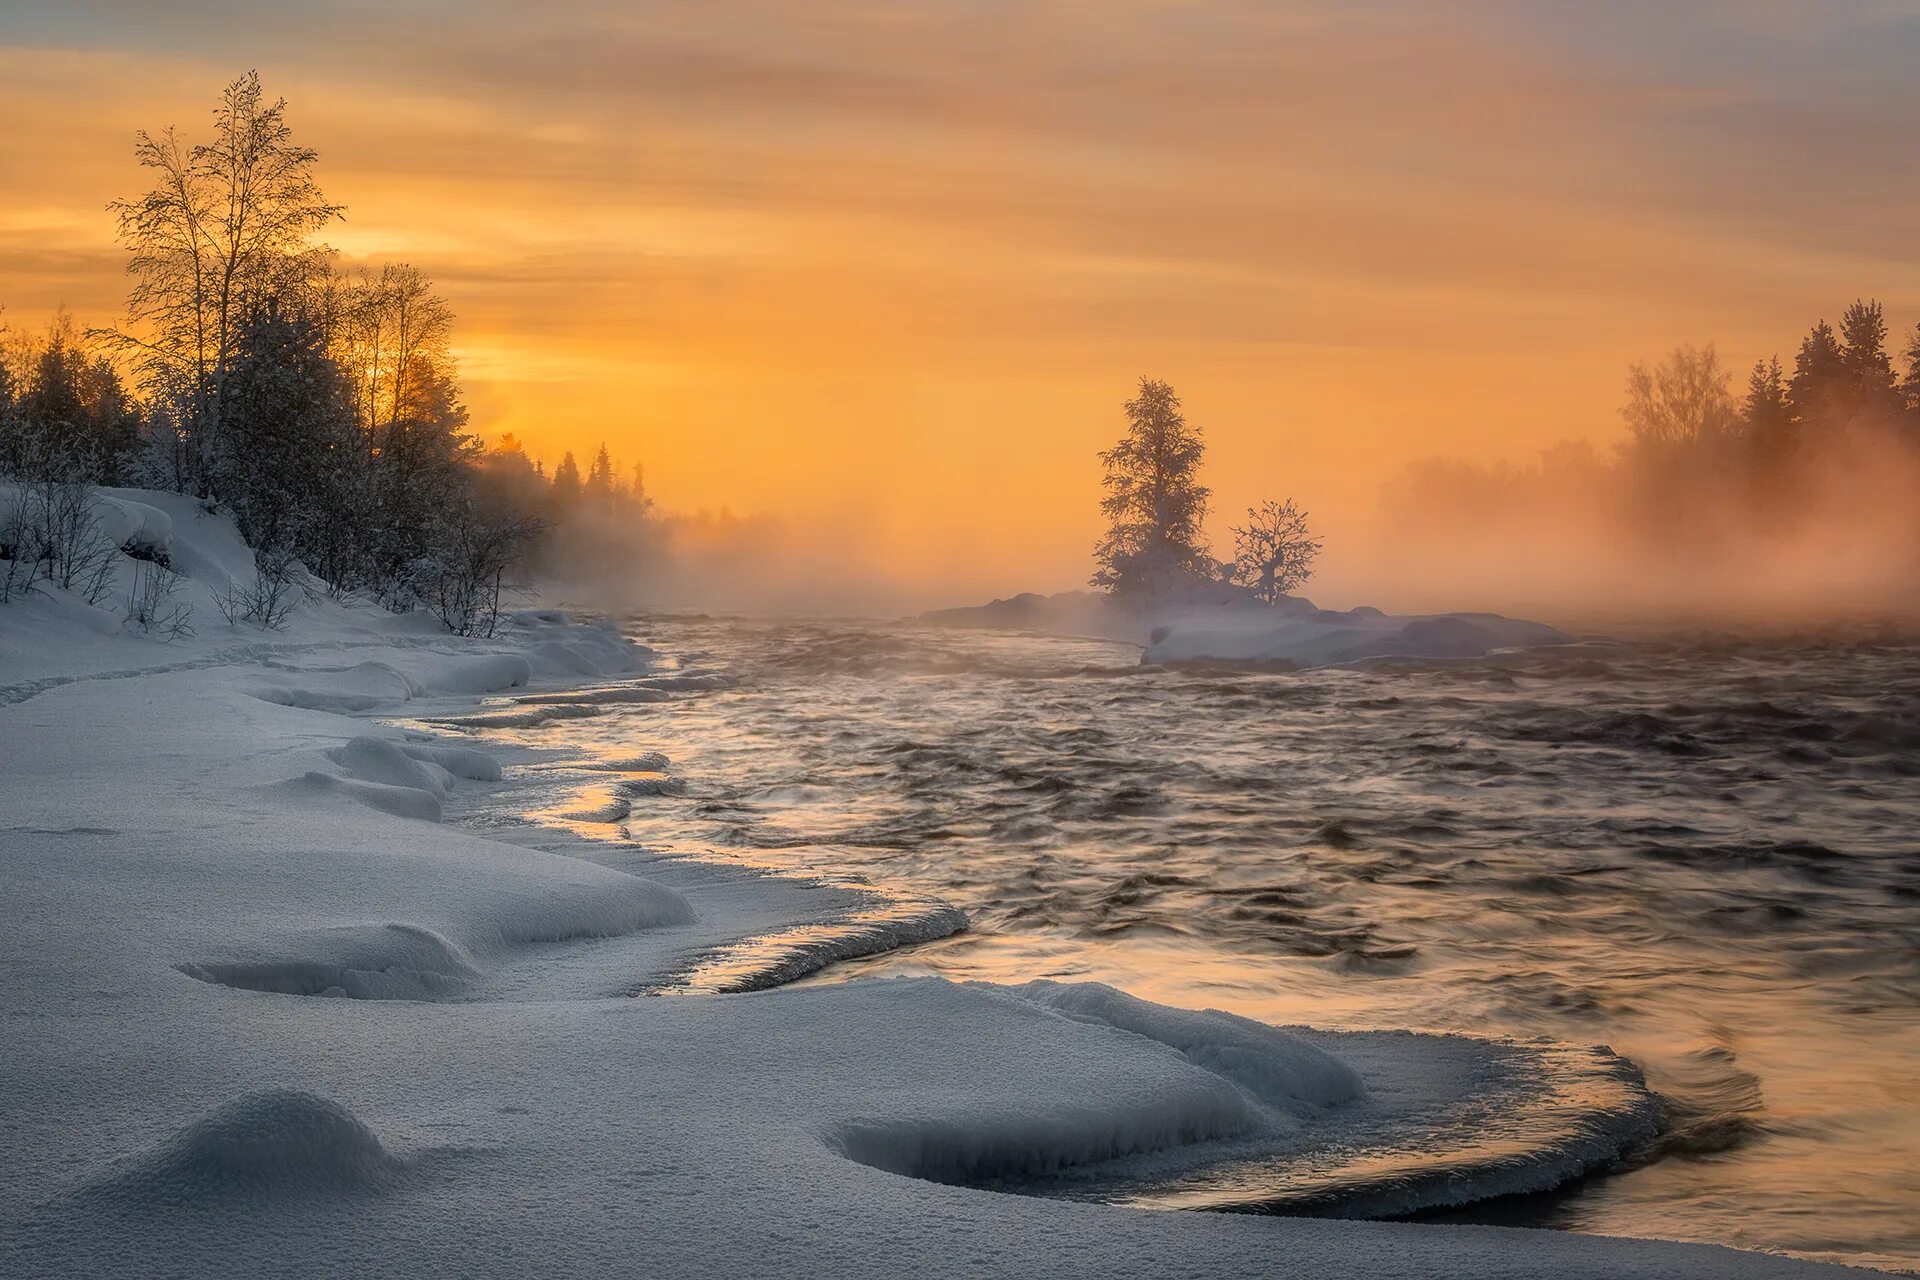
[1622,344,1736,449]
[1230,498,1321,604]
[101,71,342,490]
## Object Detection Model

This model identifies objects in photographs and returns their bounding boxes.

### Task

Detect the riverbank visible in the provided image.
[0,495,1871,1277]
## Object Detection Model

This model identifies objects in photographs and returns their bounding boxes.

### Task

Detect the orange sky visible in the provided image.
[4,2,1919,603]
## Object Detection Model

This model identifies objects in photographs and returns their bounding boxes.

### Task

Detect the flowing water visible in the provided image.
[471,616,1920,1272]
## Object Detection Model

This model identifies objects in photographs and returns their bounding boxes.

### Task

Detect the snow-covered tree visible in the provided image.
[1091,377,1214,599]
[102,71,342,495]
[1230,499,1321,604]
[215,300,359,554]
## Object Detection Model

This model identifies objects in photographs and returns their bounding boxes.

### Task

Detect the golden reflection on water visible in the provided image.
[432,618,1920,1273]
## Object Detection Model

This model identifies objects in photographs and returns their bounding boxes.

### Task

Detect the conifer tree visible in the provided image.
[1788,320,1846,426]
[551,451,583,507]
[1742,355,1792,466]
[1091,377,1213,599]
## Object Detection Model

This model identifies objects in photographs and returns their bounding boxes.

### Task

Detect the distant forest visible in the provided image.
[1376,307,1920,611]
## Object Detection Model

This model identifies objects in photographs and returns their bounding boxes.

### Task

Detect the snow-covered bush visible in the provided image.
[403,507,541,638]
[124,558,194,640]
[0,441,120,606]
[214,547,307,630]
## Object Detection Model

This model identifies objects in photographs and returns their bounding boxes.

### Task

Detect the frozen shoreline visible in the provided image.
[919,589,1575,668]
[0,495,1868,1276]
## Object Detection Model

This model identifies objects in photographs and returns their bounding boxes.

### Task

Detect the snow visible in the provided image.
[1141,604,1573,667]
[921,590,1574,668]
[0,490,1859,1277]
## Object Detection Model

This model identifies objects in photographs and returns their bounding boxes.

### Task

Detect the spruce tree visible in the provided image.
[585,443,616,510]
[552,452,583,507]
[1899,322,1920,418]
[1742,356,1790,451]
[1838,298,1898,415]
[1091,377,1213,599]
[1787,320,1845,427]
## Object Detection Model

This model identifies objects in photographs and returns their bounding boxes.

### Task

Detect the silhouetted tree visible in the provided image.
[552,451,583,508]
[1230,499,1321,604]
[1742,355,1792,469]
[1838,299,1898,418]
[585,443,616,511]
[1,314,143,483]
[1091,378,1213,599]
[1899,322,1920,419]
[103,71,341,495]
[1788,320,1846,427]
[1622,344,1736,450]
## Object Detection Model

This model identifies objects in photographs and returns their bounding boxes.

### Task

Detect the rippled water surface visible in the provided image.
[494,617,1920,1271]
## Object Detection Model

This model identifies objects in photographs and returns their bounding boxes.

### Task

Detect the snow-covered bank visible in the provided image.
[919,589,1572,668]
[0,493,1860,1276]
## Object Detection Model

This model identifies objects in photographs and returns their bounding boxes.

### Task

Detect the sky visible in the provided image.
[3,1,1919,603]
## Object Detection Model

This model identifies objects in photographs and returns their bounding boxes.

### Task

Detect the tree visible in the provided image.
[1622,344,1736,450]
[1741,355,1792,468]
[1788,320,1846,427]
[551,451,583,507]
[1899,322,1920,418]
[102,71,341,493]
[336,263,454,449]
[1838,298,1897,415]
[1230,499,1321,604]
[585,443,616,510]
[214,299,359,554]
[1091,377,1213,599]
[1,313,143,483]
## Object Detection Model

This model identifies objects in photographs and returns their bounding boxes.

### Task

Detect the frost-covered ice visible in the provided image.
[1141,604,1572,667]
[921,589,1572,668]
[0,491,1858,1277]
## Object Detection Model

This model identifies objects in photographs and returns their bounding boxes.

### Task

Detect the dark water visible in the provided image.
[500,617,1920,1271]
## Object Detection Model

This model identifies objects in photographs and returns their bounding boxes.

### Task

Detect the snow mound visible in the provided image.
[414,653,532,694]
[90,1091,406,1198]
[284,771,443,821]
[400,741,502,782]
[91,492,175,563]
[327,737,453,796]
[476,877,695,946]
[249,662,419,713]
[527,640,619,678]
[179,922,480,1000]
[998,981,1365,1112]
[825,985,1264,1184]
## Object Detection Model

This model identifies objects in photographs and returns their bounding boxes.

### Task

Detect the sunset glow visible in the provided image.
[6,3,1920,601]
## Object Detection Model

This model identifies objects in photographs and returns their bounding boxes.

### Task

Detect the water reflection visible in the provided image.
[462,617,1920,1272]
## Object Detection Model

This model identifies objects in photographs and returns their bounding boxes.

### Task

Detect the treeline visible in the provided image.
[1380,299,1920,610]
[0,72,656,634]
